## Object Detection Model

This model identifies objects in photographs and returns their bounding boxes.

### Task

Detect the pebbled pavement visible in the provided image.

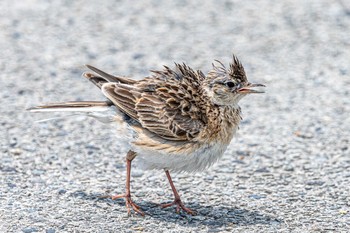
[1,1,349,232]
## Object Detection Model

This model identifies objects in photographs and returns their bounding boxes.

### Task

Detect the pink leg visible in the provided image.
[160,170,196,215]
[110,150,144,216]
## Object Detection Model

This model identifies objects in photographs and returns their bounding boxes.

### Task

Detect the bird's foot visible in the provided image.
[101,194,145,216]
[160,198,196,215]
[112,194,145,216]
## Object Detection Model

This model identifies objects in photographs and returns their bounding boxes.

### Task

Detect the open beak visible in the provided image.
[238,83,265,94]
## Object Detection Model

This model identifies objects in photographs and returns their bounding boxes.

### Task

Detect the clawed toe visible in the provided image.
[160,199,196,215]
[96,152,145,216]
[106,194,145,216]
[126,197,145,216]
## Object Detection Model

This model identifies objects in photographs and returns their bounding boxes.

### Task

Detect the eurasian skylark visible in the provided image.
[28,54,265,216]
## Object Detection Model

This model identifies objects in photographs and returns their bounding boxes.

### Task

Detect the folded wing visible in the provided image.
[100,64,207,141]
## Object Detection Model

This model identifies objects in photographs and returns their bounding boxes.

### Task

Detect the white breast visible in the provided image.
[95,106,234,173]
[133,142,229,173]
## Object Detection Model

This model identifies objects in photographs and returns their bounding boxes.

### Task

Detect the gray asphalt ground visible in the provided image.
[1,0,350,232]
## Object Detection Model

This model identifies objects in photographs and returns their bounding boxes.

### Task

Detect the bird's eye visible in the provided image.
[225,81,235,88]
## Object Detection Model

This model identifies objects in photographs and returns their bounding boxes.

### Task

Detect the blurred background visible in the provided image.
[1,0,349,232]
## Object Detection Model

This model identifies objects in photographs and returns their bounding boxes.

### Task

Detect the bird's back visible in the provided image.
[97,63,215,142]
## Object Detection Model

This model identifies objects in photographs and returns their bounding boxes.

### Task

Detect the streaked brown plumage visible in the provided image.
[28,54,265,216]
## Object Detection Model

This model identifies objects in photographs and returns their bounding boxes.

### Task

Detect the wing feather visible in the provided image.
[100,64,207,141]
[85,64,136,84]
[101,83,139,120]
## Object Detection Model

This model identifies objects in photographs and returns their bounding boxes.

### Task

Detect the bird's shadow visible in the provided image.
[70,191,282,228]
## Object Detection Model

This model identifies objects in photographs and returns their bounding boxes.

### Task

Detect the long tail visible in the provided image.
[27,101,112,112]
[27,101,116,123]
[27,64,134,122]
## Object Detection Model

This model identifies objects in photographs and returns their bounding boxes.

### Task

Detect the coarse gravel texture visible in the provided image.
[1,0,350,232]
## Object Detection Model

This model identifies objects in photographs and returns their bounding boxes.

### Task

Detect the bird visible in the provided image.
[28,54,265,216]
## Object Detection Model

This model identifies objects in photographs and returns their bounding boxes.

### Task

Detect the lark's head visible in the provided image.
[204,55,265,106]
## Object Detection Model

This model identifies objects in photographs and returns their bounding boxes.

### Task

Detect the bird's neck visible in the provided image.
[201,104,242,144]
